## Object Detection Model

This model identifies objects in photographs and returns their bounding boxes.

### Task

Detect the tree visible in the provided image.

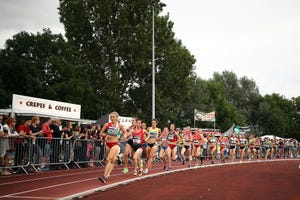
[59,0,196,124]
[0,29,96,118]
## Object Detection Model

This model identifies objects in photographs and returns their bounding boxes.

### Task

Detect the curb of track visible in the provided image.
[58,158,300,200]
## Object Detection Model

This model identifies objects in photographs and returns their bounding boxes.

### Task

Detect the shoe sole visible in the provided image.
[98,177,106,183]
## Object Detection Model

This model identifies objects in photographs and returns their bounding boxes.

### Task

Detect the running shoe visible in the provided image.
[98,176,107,183]
[143,168,148,174]
[117,155,122,165]
[133,170,137,176]
[195,164,199,168]
[163,165,167,170]
[182,160,185,165]
[188,164,191,168]
[138,170,143,176]
[211,160,215,164]
[122,167,128,174]
[166,167,172,171]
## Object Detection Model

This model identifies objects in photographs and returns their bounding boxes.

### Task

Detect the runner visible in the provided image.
[271,136,278,159]
[180,126,193,167]
[254,136,261,159]
[143,119,161,174]
[192,129,204,167]
[229,132,239,162]
[122,117,137,174]
[263,137,271,160]
[141,122,148,165]
[167,123,179,166]
[219,132,228,163]
[208,132,218,164]
[131,119,145,176]
[247,134,255,160]
[159,127,171,171]
[98,112,126,183]
[239,134,248,163]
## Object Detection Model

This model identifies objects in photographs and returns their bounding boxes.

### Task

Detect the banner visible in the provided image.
[12,94,81,119]
[194,110,216,122]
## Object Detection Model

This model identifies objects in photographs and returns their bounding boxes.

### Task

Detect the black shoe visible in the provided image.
[98,176,107,183]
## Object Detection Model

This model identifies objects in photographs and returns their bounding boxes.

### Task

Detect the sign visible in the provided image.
[108,115,133,130]
[194,110,216,122]
[12,94,81,119]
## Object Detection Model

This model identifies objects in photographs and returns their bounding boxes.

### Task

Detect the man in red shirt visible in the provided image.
[15,119,32,167]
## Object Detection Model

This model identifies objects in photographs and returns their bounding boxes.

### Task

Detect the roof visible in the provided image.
[0,108,96,124]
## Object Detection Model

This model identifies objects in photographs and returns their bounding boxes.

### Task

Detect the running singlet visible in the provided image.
[168,132,178,143]
[219,137,227,146]
[161,133,167,142]
[132,129,144,145]
[193,134,201,144]
[239,138,247,145]
[149,128,159,139]
[229,137,238,145]
[106,122,121,136]
[183,133,191,142]
[209,137,218,143]
[249,138,255,145]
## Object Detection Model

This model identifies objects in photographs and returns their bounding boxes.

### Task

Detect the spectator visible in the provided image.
[1,117,19,175]
[29,116,43,168]
[50,118,62,170]
[16,119,32,168]
[41,118,53,171]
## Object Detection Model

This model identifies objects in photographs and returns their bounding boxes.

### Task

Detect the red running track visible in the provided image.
[0,159,299,200]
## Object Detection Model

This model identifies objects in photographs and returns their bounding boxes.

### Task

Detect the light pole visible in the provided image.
[152,4,155,120]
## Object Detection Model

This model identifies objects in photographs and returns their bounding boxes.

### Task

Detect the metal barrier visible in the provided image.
[72,138,106,168]
[0,137,31,174]
[0,136,107,174]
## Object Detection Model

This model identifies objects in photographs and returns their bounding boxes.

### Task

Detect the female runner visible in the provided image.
[263,137,271,160]
[229,133,239,162]
[167,123,179,165]
[180,126,193,167]
[208,132,218,164]
[238,134,248,163]
[143,119,161,174]
[99,112,126,183]
[219,132,228,163]
[159,127,171,170]
[254,136,261,159]
[131,119,146,176]
[122,118,136,174]
[192,129,204,167]
[247,134,255,160]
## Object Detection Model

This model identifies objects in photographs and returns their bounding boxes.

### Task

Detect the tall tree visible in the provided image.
[59,0,196,124]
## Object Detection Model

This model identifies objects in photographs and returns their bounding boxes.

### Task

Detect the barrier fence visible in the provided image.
[1,136,299,175]
[0,137,106,174]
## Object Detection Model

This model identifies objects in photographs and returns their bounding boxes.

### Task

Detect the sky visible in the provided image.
[0,0,299,99]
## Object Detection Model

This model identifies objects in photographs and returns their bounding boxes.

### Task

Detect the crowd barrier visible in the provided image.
[0,137,106,174]
[1,136,299,175]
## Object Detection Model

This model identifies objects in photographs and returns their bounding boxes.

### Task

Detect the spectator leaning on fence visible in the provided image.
[1,117,19,175]
[41,118,53,171]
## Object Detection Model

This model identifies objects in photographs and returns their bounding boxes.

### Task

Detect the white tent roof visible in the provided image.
[0,108,96,124]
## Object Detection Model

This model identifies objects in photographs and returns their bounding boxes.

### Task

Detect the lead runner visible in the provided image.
[98,112,126,183]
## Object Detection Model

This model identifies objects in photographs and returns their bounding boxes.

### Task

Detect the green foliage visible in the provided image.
[0,1,298,140]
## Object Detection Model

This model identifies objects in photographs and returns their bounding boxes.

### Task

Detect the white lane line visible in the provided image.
[0,169,103,186]
[3,195,55,199]
[58,158,300,200]
[0,176,97,199]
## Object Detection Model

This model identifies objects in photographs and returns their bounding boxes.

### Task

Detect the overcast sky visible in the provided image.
[0,0,299,99]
